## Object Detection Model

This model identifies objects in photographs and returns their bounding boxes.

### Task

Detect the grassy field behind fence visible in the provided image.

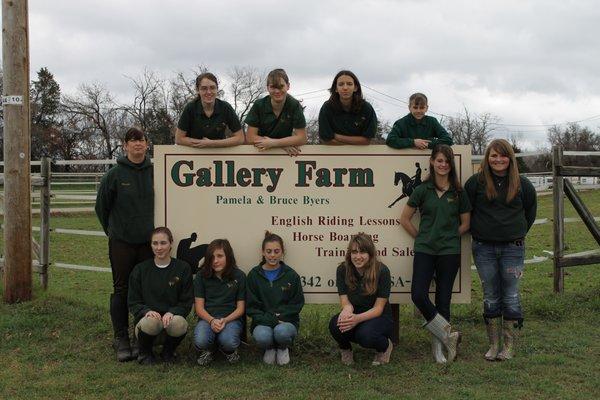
[0,191,599,400]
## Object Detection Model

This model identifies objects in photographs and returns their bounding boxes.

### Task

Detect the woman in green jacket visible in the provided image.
[247,232,305,365]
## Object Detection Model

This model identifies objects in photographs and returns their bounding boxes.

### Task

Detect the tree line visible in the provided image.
[1,67,599,171]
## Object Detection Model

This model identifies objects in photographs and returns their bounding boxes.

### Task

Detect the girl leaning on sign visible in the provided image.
[465,139,537,361]
[328,233,394,366]
[318,70,377,145]
[193,239,246,365]
[400,144,471,363]
[246,231,305,365]
[245,68,307,156]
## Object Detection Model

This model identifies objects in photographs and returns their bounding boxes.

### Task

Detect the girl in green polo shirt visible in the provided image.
[328,233,394,366]
[400,144,471,363]
[245,69,307,156]
[176,72,244,148]
[246,231,305,365]
[193,239,246,365]
[318,70,377,145]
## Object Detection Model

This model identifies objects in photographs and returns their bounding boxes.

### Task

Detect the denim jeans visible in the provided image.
[328,314,393,353]
[252,323,297,350]
[411,252,461,322]
[193,319,243,352]
[472,240,525,321]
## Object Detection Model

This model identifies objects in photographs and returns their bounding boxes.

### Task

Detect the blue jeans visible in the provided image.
[193,319,242,352]
[472,240,525,322]
[328,314,393,352]
[252,323,297,350]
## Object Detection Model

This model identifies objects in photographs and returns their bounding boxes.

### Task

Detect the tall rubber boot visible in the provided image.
[136,330,157,365]
[484,317,501,361]
[431,336,447,364]
[424,313,461,362]
[110,294,132,362]
[161,333,187,363]
[496,319,519,361]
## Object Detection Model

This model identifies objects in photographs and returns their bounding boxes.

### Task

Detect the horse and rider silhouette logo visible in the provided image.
[388,162,423,208]
[176,232,208,274]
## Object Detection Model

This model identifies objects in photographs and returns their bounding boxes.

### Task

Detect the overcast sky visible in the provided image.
[6,0,600,149]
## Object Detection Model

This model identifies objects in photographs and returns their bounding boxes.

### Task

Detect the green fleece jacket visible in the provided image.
[246,263,305,330]
[95,156,154,244]
[128,258,193,323]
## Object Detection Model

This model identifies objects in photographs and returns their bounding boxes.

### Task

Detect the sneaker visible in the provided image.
[276,348,290,365]
[263,349,276,365]
[113,336,132,362]
[340,349,354,365]
[372,339,393,366]
[222,349,240,364]
[196,350,213,366]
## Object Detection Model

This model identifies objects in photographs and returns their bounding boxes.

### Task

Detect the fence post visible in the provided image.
[552,146,564,293]
[39,157,51,289]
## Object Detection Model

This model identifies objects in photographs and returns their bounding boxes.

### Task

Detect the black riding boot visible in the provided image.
[161,333,187,363]
[136,330,157,365]
[110,294,132,362]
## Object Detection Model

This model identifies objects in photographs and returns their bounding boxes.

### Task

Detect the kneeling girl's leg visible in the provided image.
[273,322,298,348]
[252,325,275,350]
[165,315,188,337]
[136,316,164,337]
[353,317,393,352]
[193,320,216,350]
[329,313,354,350]
[217,320,243,352]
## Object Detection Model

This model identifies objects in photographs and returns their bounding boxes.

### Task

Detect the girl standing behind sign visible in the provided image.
[328,233,394,365]
[246,232,305,365]
[176,72,244,148]
[318,70,377,145]
[245,69,307,156]
[400,145,471,363]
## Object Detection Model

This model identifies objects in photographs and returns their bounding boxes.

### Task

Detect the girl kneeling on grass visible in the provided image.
[400,144,471,364]
[128,227,194,365]
[247,232,305,365]
[193,239,246,365]
[328,233,394,366]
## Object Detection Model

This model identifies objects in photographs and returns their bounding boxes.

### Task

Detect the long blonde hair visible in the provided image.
[479,139,520,202]
[343,233,381,296]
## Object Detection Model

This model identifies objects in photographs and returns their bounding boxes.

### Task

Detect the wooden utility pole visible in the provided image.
[2,0,32,302]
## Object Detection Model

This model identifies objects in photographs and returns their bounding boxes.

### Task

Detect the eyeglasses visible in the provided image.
[199,86,217,92]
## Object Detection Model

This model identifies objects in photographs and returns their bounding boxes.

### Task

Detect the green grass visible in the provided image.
[1,191,599,399]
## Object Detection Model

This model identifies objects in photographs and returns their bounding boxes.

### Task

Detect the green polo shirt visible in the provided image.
[336,263,392,318]
[244,95,306,139]
[407,181,471,255]
[386,114,453,149]
[318,100,377,141]
[177,98,242,140]
[193,268,246,319]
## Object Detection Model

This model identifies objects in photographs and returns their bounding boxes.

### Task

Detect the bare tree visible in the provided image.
[121,68,174,146]
[547,123,600,167]
[445,106,498,154]
[62,83,123,158]
[226,66,266,124]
